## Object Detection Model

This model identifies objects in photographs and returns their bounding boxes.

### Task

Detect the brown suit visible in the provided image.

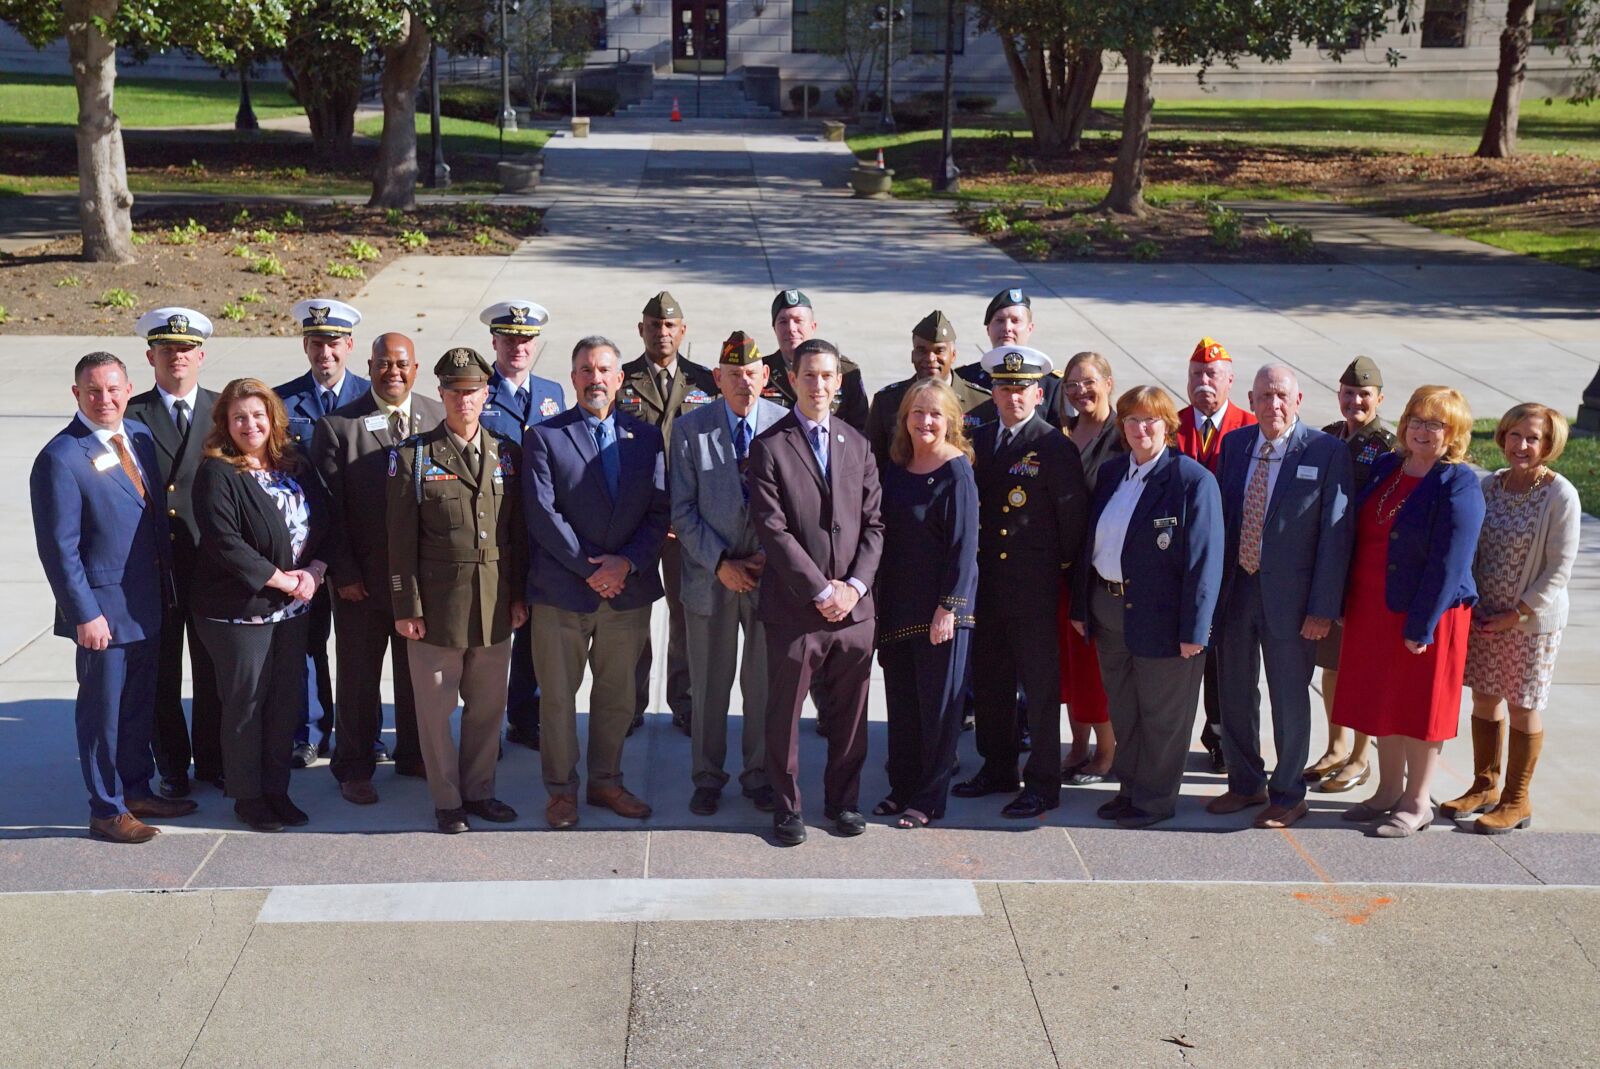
[310,391,444,782]
[747,412,884,817]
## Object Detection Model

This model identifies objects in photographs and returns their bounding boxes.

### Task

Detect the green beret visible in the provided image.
[719,330,762,365]
[983,287,1030,325]
[913,310,955,343]
[434,346,492,386]
[1340,355,1383,388]
[642,290,683,319]
[770,288,812,322]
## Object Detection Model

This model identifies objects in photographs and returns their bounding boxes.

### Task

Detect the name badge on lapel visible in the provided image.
[1153,516,1178,528]
[1297,464,1319,481]
[363,414,388,433]
[93,452,120,472]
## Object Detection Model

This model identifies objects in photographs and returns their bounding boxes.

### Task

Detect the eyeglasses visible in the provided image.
[1410,419,1447,433]
[1121,415,1162,429]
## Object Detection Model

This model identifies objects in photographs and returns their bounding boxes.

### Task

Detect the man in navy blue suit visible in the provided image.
[274,297,371,766]
[1209,364,1354,829]
[524,336,669,830]
[477,299,566,752]
[31,352,196,842]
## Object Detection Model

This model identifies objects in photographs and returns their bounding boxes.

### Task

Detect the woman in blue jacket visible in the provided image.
[1332,385,1485,838]
[1070,385,1224,829]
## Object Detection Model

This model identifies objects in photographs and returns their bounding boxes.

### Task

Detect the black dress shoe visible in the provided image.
[743,784,776,812]
[689,787,721,816]
[290,741,317,769]
[316,734,331,758]
[951,771,1022,799]
[1117,807,1172,830]
[264,793,308,826]
[235,798,284,833]
[463,798,517,823]
[672,710,691,735]
[393,760,427,778]
[158,774,191,800]
[1096,795,1135,821]
[506,725,541,750]
[436,808,469,834]
[826,807,866,836]
[196,770,225,791]
[1207,745,1228,775]
[773,812,807,846]
[1001,789,1056,819]
[627,711,645,736]
[372,739,391,763]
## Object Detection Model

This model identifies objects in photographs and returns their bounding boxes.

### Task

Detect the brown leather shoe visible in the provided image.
[545,794,579,829]
[89,813,160,843]
[1205,790,1268,815]
[1254,800,1309,829]
[586,785,652,819]
[340,780,379,805]
[125,794,198,819]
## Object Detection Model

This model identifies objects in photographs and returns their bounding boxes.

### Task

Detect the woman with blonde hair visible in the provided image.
[875,379,979,827]
[1444,403,1579,833]
[192,378,332,832]
[1332,385,1484,838]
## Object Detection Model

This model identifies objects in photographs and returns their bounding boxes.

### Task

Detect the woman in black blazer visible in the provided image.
[193,378,332,832]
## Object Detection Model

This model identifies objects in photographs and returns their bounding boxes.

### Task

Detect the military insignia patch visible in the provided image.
[497,453,515,477]
[540,397,559,417]
[684,389,711,406]
[963,413,982,428]
[1008,288,1023,304]
[421,458,456,481]
[167,313,189,336]
[509,305,529,325]
[1008,451,1040,478]
[1008,487,1027,508]
[1004,351,1023,373]
[387,448,398,477]
[784,289,800,305]
[1157,530,1173,551]
[1358,441,1382,465]
[308,305,331,325]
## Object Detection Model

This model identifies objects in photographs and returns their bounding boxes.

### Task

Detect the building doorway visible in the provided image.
[672,0,727,73]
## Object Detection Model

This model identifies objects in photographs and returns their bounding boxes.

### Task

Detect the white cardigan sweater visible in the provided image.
[1477,469,1582,634]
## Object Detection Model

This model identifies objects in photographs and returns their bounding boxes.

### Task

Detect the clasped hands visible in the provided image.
[587,554,631,599]
[816,579,860,624]
[716,552,765,594]
[270,561,326,604]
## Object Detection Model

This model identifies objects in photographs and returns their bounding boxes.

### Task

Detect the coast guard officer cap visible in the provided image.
[480,299,549,337]
[291,298,361,338]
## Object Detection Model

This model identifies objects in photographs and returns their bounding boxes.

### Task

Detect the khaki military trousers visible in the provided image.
[531,601,651,798]
[406,637,513,810]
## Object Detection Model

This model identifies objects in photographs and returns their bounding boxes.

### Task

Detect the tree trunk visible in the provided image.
[1102,46,1154,217]
[369,12,431,208]
[1477,0,1536,158]
[64,0,135,263]
[998,34,1102,156]
[1060,47,1103,153]
[283,42,363,166]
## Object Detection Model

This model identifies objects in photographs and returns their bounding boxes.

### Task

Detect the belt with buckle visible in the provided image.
[1096,574,1127,597]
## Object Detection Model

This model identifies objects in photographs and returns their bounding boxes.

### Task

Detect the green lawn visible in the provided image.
[0,72,302,128]
[1470,418,1600,516]
[1409,219,1600,272]
[354,114,549,158]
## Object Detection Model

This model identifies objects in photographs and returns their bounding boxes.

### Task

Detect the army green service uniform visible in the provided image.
[865,310,995,463]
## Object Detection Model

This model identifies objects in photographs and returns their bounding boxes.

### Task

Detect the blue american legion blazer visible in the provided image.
[480,369,566,443]
[522,406,670,613]
[30,417,170,644]
[1358,451,1485,645]
[274,369,371,447]
[1215,421,1354,638]
[1072,447,1225,659]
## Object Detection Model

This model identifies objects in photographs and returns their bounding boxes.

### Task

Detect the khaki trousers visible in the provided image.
[406,638,512,810]
[685,587,768,791]
[531,601,651,798]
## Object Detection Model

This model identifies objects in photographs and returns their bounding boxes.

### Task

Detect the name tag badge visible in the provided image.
[363,414,388,432]
[93,452,120,472]
[1297,464,1318,480]
[1153,516,1178,528]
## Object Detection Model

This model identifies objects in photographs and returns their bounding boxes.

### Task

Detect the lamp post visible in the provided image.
[873,5,906,130]
[500,0,519,134]
[932,0,959,192]
[427,44,450,188]
[234,64,259,131]
[1579,371,1600,435]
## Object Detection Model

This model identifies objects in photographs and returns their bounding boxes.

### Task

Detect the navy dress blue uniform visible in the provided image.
[31,415,171,824]
[1214,420,1353,812]
[1073,447,1225,824]
[275,366,369,751]
[480,366,565,742]
[963,411,1088,810]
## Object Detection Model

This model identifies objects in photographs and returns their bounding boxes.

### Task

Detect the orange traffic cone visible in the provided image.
[670,98,682,122]
[875,148,886,169]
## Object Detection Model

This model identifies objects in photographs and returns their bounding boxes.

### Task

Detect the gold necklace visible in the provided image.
[1374,471,1412,525]
[1499,467,1547,504]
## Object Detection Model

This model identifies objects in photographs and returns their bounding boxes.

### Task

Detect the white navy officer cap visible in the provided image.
[480,300,550,337]
[136,306,212,347]
[979,344,1053,383]
[291,298,362,337]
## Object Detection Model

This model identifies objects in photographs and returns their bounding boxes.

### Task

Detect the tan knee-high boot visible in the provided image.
[1476,729,1542,834]
[1441,717,1504,818]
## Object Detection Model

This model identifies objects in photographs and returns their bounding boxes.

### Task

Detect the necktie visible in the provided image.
[389,410,406,446]
[319,388,336,415]
[734,418,752,502]
[110,433,147,500]
[172,399,190,439]
[1238,440,1273,574]
[1200,417,1216,454]
[999,427,1014,451]
[810,423,828,480]
[595,420,620,499]
[658,369,673,403]
[514,385,529,419]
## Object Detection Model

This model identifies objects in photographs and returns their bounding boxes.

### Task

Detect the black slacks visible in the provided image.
[297,588,334,744]
[330,593,421,782]
[150,543,222,780]
[880,628,971,819]
[197,613,310,801]
[972,609,1061,804]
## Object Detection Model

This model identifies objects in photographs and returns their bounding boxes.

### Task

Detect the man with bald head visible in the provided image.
[1208,364,1353,830]
[311,332,446,802]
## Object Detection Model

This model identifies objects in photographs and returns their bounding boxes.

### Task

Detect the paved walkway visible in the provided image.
[3,119,1599,1067]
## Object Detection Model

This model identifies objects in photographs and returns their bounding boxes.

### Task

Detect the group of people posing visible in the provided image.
[32,285,1578,846]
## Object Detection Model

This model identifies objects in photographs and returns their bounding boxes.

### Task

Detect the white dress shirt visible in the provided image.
[794,410,866,603]
[76,411,146,481]
[1194,400,1235,445]
[155,382,200,426]
[1092,451,1161,583]
[1242,420,1298,506]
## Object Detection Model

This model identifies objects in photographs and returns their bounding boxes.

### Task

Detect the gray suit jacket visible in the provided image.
[670,397,786,616]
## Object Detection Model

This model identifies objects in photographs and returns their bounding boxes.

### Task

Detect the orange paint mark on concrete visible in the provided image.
[1280,829,1395,926]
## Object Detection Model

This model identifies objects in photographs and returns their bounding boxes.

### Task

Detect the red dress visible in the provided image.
[1331,472,1470,742]
[1056,577,1109,723]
